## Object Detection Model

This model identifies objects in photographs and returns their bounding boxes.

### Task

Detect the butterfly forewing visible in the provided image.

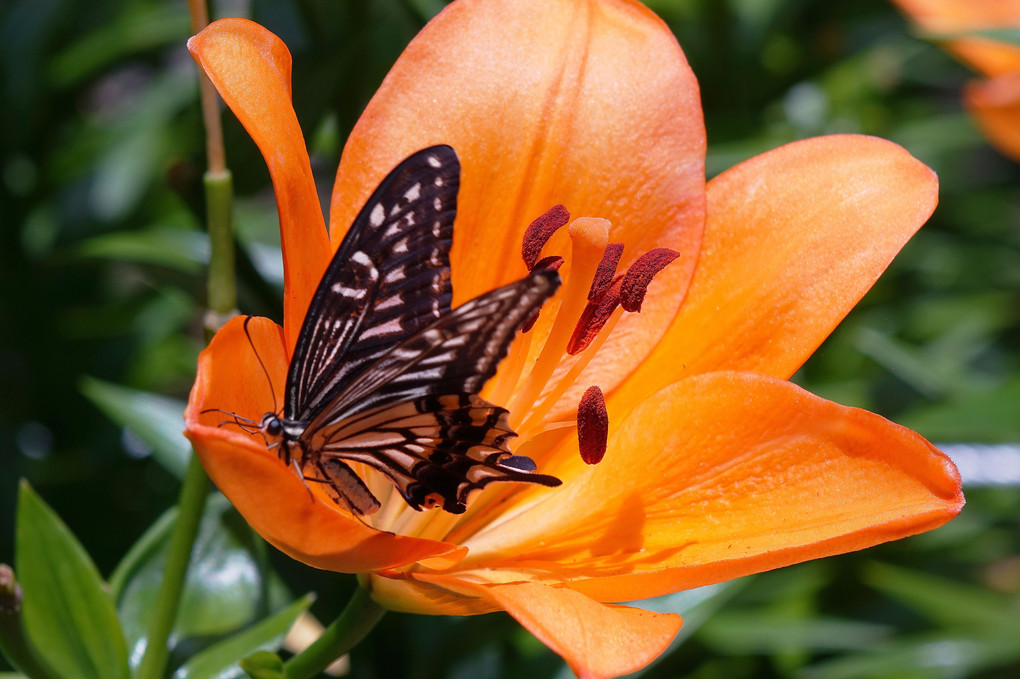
[286,146,459,422]
[310,269,560,425]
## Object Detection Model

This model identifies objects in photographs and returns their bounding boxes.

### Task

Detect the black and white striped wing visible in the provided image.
[312,269,560,424]
[305,269,562,514]
[286,145,459,423]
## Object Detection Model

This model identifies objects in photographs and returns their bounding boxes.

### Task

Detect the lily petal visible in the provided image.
[611,134,937,415]
[890,0,1020,76]
[411,576,681,679]
[185,316,465,572]
[461,371,962,603]
[965,72,1020,161]
[330,0,706,399]
[189,19,331,348]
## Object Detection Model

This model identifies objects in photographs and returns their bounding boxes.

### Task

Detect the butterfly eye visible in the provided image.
[263,416,283,438]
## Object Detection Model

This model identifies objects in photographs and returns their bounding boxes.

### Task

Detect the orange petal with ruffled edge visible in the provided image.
[185,316,466,572]
[329,0,706,406]
[890,0,1020,76]
[965,72,1020,161]
[189,19,331,349]
[454,371,961,603]
[405,575,680,679]
[610,135,937,417]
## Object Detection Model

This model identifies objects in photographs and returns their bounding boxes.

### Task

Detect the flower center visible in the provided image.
[382,205,679,543]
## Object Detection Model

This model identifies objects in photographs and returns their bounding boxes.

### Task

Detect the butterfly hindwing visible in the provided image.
[314,395,559,513]
[286,145,459,422]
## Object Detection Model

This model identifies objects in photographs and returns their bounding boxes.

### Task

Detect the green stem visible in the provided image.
[204,168,237,326]
[283,587,385,679]
[135,456,211,679]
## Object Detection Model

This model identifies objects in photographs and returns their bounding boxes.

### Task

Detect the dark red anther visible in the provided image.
[532,255,565,272]
[577,385,608,465]
[588,242,624,302]
[522,205,570,270]
[620,248,681,312]
[566,276,623,354]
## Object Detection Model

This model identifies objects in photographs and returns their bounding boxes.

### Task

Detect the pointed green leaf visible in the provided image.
[15,482,129,679]
[173,596,313,679]
[80,377,190,478]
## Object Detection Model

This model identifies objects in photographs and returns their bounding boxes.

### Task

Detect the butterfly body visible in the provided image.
[245,146,561,516]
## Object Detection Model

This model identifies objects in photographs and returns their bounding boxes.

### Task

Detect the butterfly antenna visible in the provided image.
[243,315,279,415]
[201,408,258,426]
[202,408,261,436]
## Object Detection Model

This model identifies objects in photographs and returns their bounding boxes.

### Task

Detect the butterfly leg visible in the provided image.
[316,458,382,517]
[288,458,317,502]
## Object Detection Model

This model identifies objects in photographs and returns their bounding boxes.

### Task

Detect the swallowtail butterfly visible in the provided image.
[246,145,562,516]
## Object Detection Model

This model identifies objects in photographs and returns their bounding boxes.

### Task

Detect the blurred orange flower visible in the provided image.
[185,1,963,676]
[892,0,1020,161]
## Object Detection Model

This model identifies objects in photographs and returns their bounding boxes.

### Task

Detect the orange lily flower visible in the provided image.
[892,0,1020,161]
[184,1,963,677]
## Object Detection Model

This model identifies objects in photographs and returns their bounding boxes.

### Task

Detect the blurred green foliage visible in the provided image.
[1,0,1018,677]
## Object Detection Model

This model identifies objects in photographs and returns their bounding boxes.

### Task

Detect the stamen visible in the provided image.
[506,218,609,420]
[567,276,622,355]
[588,242,624,302]
[577,385,608,465]
[521,205,570,269]
[620,248,681,312]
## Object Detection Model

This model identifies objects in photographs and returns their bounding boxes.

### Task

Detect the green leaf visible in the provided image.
[863,562,1020,630]
[108,507,178,601]
[173,596,313,679]
[116,495,283,672]
[80,376,190,478]
[800,633,1020,679]
[15,481,129,679]
[899,377,1020,441]
[698,613,893,654]
[77,227,210,274]
[49,5,191,87]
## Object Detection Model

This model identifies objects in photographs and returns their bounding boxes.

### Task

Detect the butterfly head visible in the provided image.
[258,412,281,436]
[258,412,292,462]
